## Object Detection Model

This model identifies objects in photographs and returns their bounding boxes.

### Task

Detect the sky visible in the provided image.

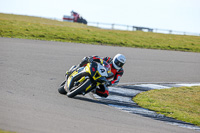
[0,0,200,34]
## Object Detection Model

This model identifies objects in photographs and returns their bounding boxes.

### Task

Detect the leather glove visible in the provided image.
[87,57,93,63]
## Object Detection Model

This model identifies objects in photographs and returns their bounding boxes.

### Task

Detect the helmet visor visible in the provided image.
[114,58,124,68]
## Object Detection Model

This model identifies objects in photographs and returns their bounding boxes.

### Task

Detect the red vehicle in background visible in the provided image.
[63,10,87,24]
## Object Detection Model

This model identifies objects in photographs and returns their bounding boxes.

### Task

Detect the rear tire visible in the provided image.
[67,79,91,98]
[58,86,67,95]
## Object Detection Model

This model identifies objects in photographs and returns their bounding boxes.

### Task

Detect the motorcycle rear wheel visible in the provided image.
[67,79,91,98]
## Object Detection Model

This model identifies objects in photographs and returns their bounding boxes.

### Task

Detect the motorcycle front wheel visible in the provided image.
[58,86,67,95]
[67,79,91,98]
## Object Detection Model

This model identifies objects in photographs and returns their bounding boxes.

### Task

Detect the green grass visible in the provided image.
[1,13,200,52]
[133,86,200,126]
[0,129,15,133]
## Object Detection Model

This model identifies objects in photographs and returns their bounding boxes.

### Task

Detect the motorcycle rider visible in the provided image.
[66,54,126,98]
[71,10,79,22]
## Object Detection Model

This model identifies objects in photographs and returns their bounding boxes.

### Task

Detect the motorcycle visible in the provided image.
[77,16,87,25]
[63,15,87,24]
[63,11,87,25]
[58,61,111,98]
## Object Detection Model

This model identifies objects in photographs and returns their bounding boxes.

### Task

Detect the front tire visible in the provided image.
[67,79,91,98]
[58,86,67,95]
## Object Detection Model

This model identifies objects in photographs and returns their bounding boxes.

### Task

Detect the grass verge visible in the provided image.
[1,13,200,52]
[133,86,200,126]
[0,129,15,133]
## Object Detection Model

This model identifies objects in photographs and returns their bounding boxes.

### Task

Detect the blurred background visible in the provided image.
[0,0,200,35]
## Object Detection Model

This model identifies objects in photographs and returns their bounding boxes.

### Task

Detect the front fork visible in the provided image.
[60,80,66,86]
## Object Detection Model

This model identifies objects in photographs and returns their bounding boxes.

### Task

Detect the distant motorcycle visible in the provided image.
[76,16,87,24]
[63,11,87,25]
[58,61,111,98]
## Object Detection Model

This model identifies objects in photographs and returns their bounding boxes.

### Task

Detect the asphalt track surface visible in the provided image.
[0,37,200,133]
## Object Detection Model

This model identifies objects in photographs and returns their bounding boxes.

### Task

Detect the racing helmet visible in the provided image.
[71,10,75,15]
[112,54,126,70]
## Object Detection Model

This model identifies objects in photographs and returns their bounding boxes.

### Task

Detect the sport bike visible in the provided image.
[58,61,111,98]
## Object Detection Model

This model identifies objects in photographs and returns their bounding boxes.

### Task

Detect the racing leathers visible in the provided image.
[68,55,124,98]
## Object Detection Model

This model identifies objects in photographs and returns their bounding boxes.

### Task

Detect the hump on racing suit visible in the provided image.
[103,56,124,86]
